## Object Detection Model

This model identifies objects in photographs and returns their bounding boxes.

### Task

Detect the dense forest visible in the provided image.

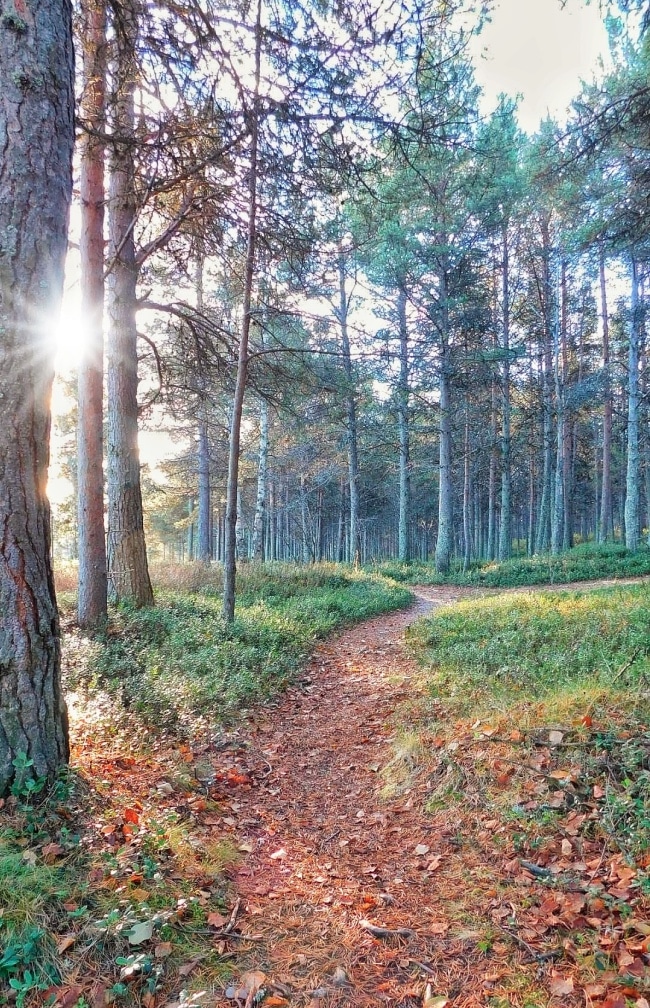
[47,0,650,626]
[2,0,650,786]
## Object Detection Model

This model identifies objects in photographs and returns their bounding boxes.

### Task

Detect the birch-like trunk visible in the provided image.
[462,406,472,571]
[106,0,153,606]
[337,250,361,563]
[252,399,269,561]
[77,0,108,628]
[396,286,410,562]
[598,246,614,541]
[498,225,512,561]
[435,271,453,573]
[625,257,641,551]
[195,253,211,563]
[0,0,74,793]
[222,0,262,621]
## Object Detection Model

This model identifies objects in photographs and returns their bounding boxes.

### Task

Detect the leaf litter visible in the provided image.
[6,583,649,1008]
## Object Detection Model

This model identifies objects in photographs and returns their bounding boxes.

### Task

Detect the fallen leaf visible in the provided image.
[41,842,64,863]
[548,730,564,745]
[263,999,288,1007]
[414,844,430,856]
[128,920,154,945]
[207,911,227,927]
[178,958,203,977]
[269,848,287,860]
[549,975,573,996]
[123,808,140,824]
[154,942,173,958]
[56,935,76,954]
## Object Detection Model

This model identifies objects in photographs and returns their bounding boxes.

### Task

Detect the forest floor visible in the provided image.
[155,580,648,1008]
[5,579,649,1008]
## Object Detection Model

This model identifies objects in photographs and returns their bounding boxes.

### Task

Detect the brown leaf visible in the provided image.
[269,848,287,860]
[41,843,64,864]
[549,975,573,996]
[207,911,227,927]
[178,958,203,977]
[154,942,173,958]
[56,935,76,955]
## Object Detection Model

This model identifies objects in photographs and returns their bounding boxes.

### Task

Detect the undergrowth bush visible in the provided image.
[373,541,650,588]
[67,566,411,730]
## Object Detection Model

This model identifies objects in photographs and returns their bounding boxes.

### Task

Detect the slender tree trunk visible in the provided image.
[396,285,410,562]
[462,405,472,571]
[551,262,565,555]
[252,399,269,561]
[599,246,614,541]
[77,0,108,628]
[106,0,153,606]
[498,225,512,561]
[0,0,74,793]
[487,375,497,561]
[536,220,554,554]
[338,249,361,564]
[436,270,453,573]
[336,478,345,562]
[195,253,211,563]
[625,257,641,551]
[222,0,262,620]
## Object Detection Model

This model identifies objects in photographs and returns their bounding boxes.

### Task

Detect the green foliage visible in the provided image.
[76,565,411,729]
[373,542,650,588]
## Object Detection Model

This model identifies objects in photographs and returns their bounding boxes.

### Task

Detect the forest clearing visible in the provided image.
[2,557,650,1008]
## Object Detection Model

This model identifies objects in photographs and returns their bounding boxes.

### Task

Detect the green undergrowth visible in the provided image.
[67,564,411,731]
[0,773,238,1007]
[373,541,650,588]
[408,582,650,855]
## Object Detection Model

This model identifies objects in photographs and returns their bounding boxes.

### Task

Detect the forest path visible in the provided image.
[219,585,488,1008]
[217,576,650,1008]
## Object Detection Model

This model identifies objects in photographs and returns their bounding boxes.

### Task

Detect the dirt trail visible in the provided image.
[222,587,486,1008]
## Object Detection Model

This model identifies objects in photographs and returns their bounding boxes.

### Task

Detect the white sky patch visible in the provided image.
[470,0,611,132]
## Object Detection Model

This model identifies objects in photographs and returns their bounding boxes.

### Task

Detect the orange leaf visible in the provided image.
[549,975,573,996]
[207,911,227,927]
[123,808,140,824]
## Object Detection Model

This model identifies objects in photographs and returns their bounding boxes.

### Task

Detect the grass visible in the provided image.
[63,563,413,732]
[372,540,650,588]
[407,582,650,856]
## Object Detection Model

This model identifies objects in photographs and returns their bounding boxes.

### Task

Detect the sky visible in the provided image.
[470,0,611,132]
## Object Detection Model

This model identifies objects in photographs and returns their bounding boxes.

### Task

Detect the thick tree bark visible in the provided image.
[252,399,269,561]
[77,0,108,629]
[396,286,410,562]
[598,246,614,542]
[0,0,74,794]
[625,257,641,551]
[222,0,261,621]
[106,0,153,606]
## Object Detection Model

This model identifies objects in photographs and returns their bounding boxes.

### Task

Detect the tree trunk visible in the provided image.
[462,405,472,571]
[106,0,153,606]
[196,253,211,563]
[498,224,512,561]
[599,246,614,541]
[252,399,269,561]
[396,285,410,562]
[77,0,108,629]
[435,270,453,573]
[0,0,74,794]
[535,219,554,554]
[486,374,497,561]
[338,249,361,564]
[222,0,261,621]
[625,257,641,551]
